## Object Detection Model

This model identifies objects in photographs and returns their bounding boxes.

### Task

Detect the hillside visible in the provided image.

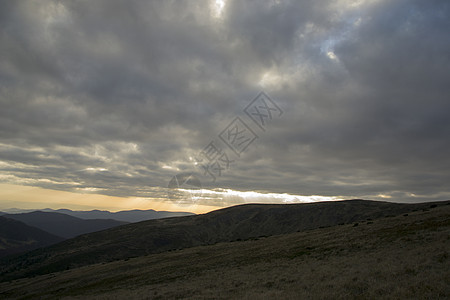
[0,202,448,299]
[0,199,448,282]
[0,216,63,258]
[51,208,195,222]
[1,208,195,223]
[4,211,128,239]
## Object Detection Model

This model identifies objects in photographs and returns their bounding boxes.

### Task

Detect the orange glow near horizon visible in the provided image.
[0,184,217,214]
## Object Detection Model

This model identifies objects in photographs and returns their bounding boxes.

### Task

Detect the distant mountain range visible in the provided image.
[49,208,195,222]
[3,212,127,239]
[1,208,195,223]
[1,199,448,282]
[0,216,64,258]
[0,208,195,258]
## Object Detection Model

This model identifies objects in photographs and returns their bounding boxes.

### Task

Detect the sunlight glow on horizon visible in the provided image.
[0,183,344,214]
[178,187,343,204]
[0,184,216,214]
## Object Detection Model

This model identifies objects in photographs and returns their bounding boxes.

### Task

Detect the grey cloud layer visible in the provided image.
[1,0,449,205]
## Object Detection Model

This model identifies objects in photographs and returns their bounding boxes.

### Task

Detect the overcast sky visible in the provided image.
[1,0,449,211]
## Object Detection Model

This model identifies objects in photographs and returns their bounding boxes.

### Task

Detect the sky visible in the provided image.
[0,0,449,213]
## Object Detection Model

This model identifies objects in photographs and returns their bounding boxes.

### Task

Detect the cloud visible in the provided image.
[1,0,449,209]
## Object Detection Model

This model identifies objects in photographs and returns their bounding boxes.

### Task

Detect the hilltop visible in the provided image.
[0,200,448,299]
[0,199,448,282]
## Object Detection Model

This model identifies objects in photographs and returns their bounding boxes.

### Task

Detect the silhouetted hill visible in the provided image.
[51,208,195,222]
[4,212,128,239]
[1,199,448,282]
[1,208,195,223]
[0,201,448,298]
[0,216,63,258]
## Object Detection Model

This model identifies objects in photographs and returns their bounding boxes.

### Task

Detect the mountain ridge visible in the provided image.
[0,216,64,258]
[4,211,128,239]
[1,208,195,223]
[1,199,448,282]
[0,201,448,298]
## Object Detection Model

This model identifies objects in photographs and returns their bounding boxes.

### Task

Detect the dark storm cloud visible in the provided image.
[0,0,449,205]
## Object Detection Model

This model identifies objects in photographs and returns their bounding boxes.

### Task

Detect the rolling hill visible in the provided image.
[49,208,195,222]
[0,199,448,282]
[0,201,448,299]
[1,208,195,223]
[0,216,63,258]
[4,211,128,239]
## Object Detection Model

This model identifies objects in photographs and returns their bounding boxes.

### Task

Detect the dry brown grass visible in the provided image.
[1,204,449,299]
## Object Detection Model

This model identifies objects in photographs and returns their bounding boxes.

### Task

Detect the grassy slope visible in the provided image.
[1,199,447,281]
[0,203,448,299]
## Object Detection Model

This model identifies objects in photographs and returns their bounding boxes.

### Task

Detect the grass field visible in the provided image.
[1,204,449,299]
